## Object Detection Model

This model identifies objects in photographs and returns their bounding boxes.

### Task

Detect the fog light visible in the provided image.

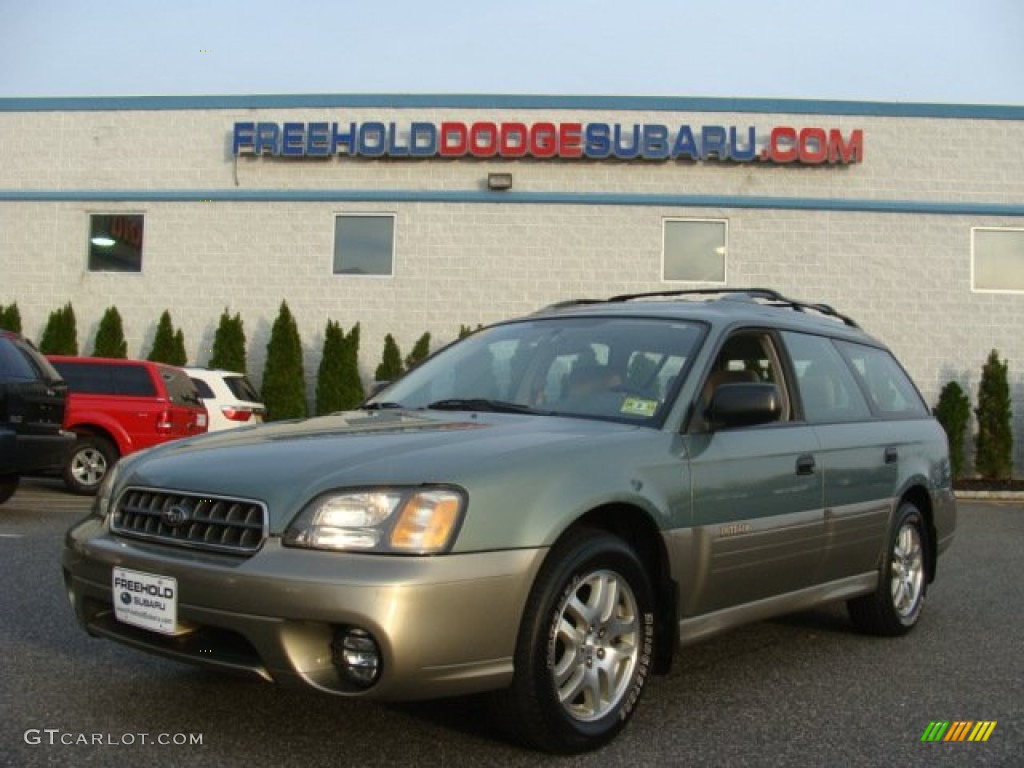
[332,627,381,688]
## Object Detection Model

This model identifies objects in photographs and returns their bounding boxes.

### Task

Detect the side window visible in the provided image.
[781,332,872,423]
[700,332,790,420]
[54,362,115,394]
[836,341,928,418]
[190,378,215,399]
[113,366,157,397]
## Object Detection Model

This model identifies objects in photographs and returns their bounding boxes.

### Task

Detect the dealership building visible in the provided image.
[1,94,1022,468]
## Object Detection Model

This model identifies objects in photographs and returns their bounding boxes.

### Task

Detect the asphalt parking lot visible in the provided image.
[1,479,1021,767]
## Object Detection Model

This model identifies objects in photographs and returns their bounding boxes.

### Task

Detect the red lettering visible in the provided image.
[530,122,557,158]
[827,128,864,164]
[499,122,528,157]
[768,126,798,163]
[798,127,828,164]
[468,122,498,157]
[558,122,583,158]
[439,122,467,156]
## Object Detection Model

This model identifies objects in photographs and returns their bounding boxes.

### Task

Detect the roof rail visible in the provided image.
[604,288,861,328]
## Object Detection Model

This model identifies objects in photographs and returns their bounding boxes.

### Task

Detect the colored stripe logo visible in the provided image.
[921,721,997,742]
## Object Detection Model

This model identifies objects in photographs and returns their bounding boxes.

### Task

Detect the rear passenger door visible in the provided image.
[780,332,895,582]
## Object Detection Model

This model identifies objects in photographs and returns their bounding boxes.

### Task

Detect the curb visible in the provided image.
[955,491,1024,502]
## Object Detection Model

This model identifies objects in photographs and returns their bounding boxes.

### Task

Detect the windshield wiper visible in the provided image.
[361,401,404,411]
[426,398,538,415]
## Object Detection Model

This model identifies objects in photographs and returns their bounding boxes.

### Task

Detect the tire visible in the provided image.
[63,435,118,495]
[496,528,656,753]
[848,501,928,636]
[0,474,18,505]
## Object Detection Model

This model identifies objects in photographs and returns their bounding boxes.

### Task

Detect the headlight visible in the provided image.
[283,487,466,554]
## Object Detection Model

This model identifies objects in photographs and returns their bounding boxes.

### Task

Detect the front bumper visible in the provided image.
[62,517,546,701]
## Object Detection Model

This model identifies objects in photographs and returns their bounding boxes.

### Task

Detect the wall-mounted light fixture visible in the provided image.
[487,173,513,191]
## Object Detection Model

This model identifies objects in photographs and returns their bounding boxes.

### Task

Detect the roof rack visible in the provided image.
[605,288,861,328]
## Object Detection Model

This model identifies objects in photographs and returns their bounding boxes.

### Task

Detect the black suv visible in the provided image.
[0,330,73,504]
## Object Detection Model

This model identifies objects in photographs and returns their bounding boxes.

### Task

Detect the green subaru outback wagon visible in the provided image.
[62,289,956,753]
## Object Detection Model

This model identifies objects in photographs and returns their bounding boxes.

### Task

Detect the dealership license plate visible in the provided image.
[112,567,179,635]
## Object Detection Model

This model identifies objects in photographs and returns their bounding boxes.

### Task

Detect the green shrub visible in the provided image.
[933,381,971,479]
[375,334,404,382]
[405,332,431,369]
[209,309,247,373]
[92,306,128,358]
[316,319,346,415]
[974,350,1013,479]
[39,302,78,355]
[262,301,307,421]
[147,310,187,366]
[341,323,365,408]
[0,302,22,334]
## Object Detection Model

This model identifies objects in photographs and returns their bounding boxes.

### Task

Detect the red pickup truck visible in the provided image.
[47,356,208,493]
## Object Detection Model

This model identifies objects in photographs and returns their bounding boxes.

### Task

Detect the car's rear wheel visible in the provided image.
[64,435,118,495]
[848,501,927,636]
[0,473,18,505]
[496,528,655,753]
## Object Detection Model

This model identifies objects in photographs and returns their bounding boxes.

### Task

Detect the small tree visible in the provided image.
[341,323,365,409]
[375,334,404,382]
[92,306,128,358]
[0,302,22,333]
[39,302,78,355]
[458,324,482,339]
[148,310,187,366]
[405,332,431,370]
[209,309,247,373]
[316,319,346,415]
[974,350,1013,479]
[262,301,307,421]
[933,381,971,480]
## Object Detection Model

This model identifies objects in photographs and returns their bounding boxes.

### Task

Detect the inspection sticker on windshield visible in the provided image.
[620,398,658,417]
[112,568,178,634]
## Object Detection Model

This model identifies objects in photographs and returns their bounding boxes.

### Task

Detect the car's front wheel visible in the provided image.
[64,435,118,495]
[497,528,656,753]
[848,501,928,636]
[0,473,18,505]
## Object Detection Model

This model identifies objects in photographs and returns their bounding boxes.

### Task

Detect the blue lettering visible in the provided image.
[306,122,330,156]
[358,122,387,156]
[701,125,727,160]
[672,125,699,161]
[613,124,641,159]
[642,124,670,159]
[729,126,757,161]
[386,122,410,156]
[409,122,437,156]
[331,122,357,155]
[281,122,305,156]
[232,122,256,155]
[584,123,611,158]
[254,123,280,155]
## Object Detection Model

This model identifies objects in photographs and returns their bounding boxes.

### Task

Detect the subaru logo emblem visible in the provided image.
[162,504,190,528]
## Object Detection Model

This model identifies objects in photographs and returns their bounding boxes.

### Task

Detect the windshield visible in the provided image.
[369,316,703,425]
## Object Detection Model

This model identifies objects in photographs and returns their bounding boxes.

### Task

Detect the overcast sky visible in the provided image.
[1,0,1022,104]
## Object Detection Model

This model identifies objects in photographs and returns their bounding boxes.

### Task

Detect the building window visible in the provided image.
[88,214,144,272]
[973,227,1024,292]
[663,219,727,283]
[333,214,396,276]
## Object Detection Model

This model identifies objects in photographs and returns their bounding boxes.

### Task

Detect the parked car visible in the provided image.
[62,290,956,752]
[48,356,208,494]
[183,368,265,432]
[0,331,73,504]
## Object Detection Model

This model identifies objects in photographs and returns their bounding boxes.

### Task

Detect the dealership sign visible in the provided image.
[232,120,863,165]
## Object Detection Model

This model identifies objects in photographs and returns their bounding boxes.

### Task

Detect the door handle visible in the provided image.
[796,454,816,476]
[884,446,899,465]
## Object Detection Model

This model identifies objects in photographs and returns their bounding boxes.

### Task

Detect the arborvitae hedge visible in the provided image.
[39,303,78,355]
[316,319,346,415]
[974,350,1013,479]
[933,381,971,480]
[0,302,22,334]
[375,334,404,382]
[92,306,128,358]
[341,323,365,408]
[405,332,431,370]
[209,309,247,373]
[148,310,187,366]
[262,301,307,421]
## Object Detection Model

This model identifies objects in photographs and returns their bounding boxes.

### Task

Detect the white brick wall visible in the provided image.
[1,99,1022,471]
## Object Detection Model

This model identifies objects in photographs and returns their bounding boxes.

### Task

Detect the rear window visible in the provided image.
[160,367,203,407]
[837,341,929,418]
[190,378,215,399]
[224,375,261,403]
[111,365,158,396]
[2,337,61,382]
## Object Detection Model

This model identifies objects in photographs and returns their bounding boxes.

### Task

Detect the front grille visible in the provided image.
[111,488,267,555]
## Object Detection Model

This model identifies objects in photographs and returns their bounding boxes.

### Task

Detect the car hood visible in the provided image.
[117,408,637,530]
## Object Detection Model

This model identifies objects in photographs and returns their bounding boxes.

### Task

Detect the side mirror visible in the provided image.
[707,382,781,430]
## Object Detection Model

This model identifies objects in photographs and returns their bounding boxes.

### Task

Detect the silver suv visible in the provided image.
[62,289,956,753]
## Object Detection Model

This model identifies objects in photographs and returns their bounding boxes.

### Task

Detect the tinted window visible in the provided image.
[190,378,215,399]
[1,337,59,381]
[782,332,872,423]
[160,367,202,407]
[224,375,261,402]
[111,365,157,396]
[836,341,929,418]
[89,214,144,272]
[52,362,116,394]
